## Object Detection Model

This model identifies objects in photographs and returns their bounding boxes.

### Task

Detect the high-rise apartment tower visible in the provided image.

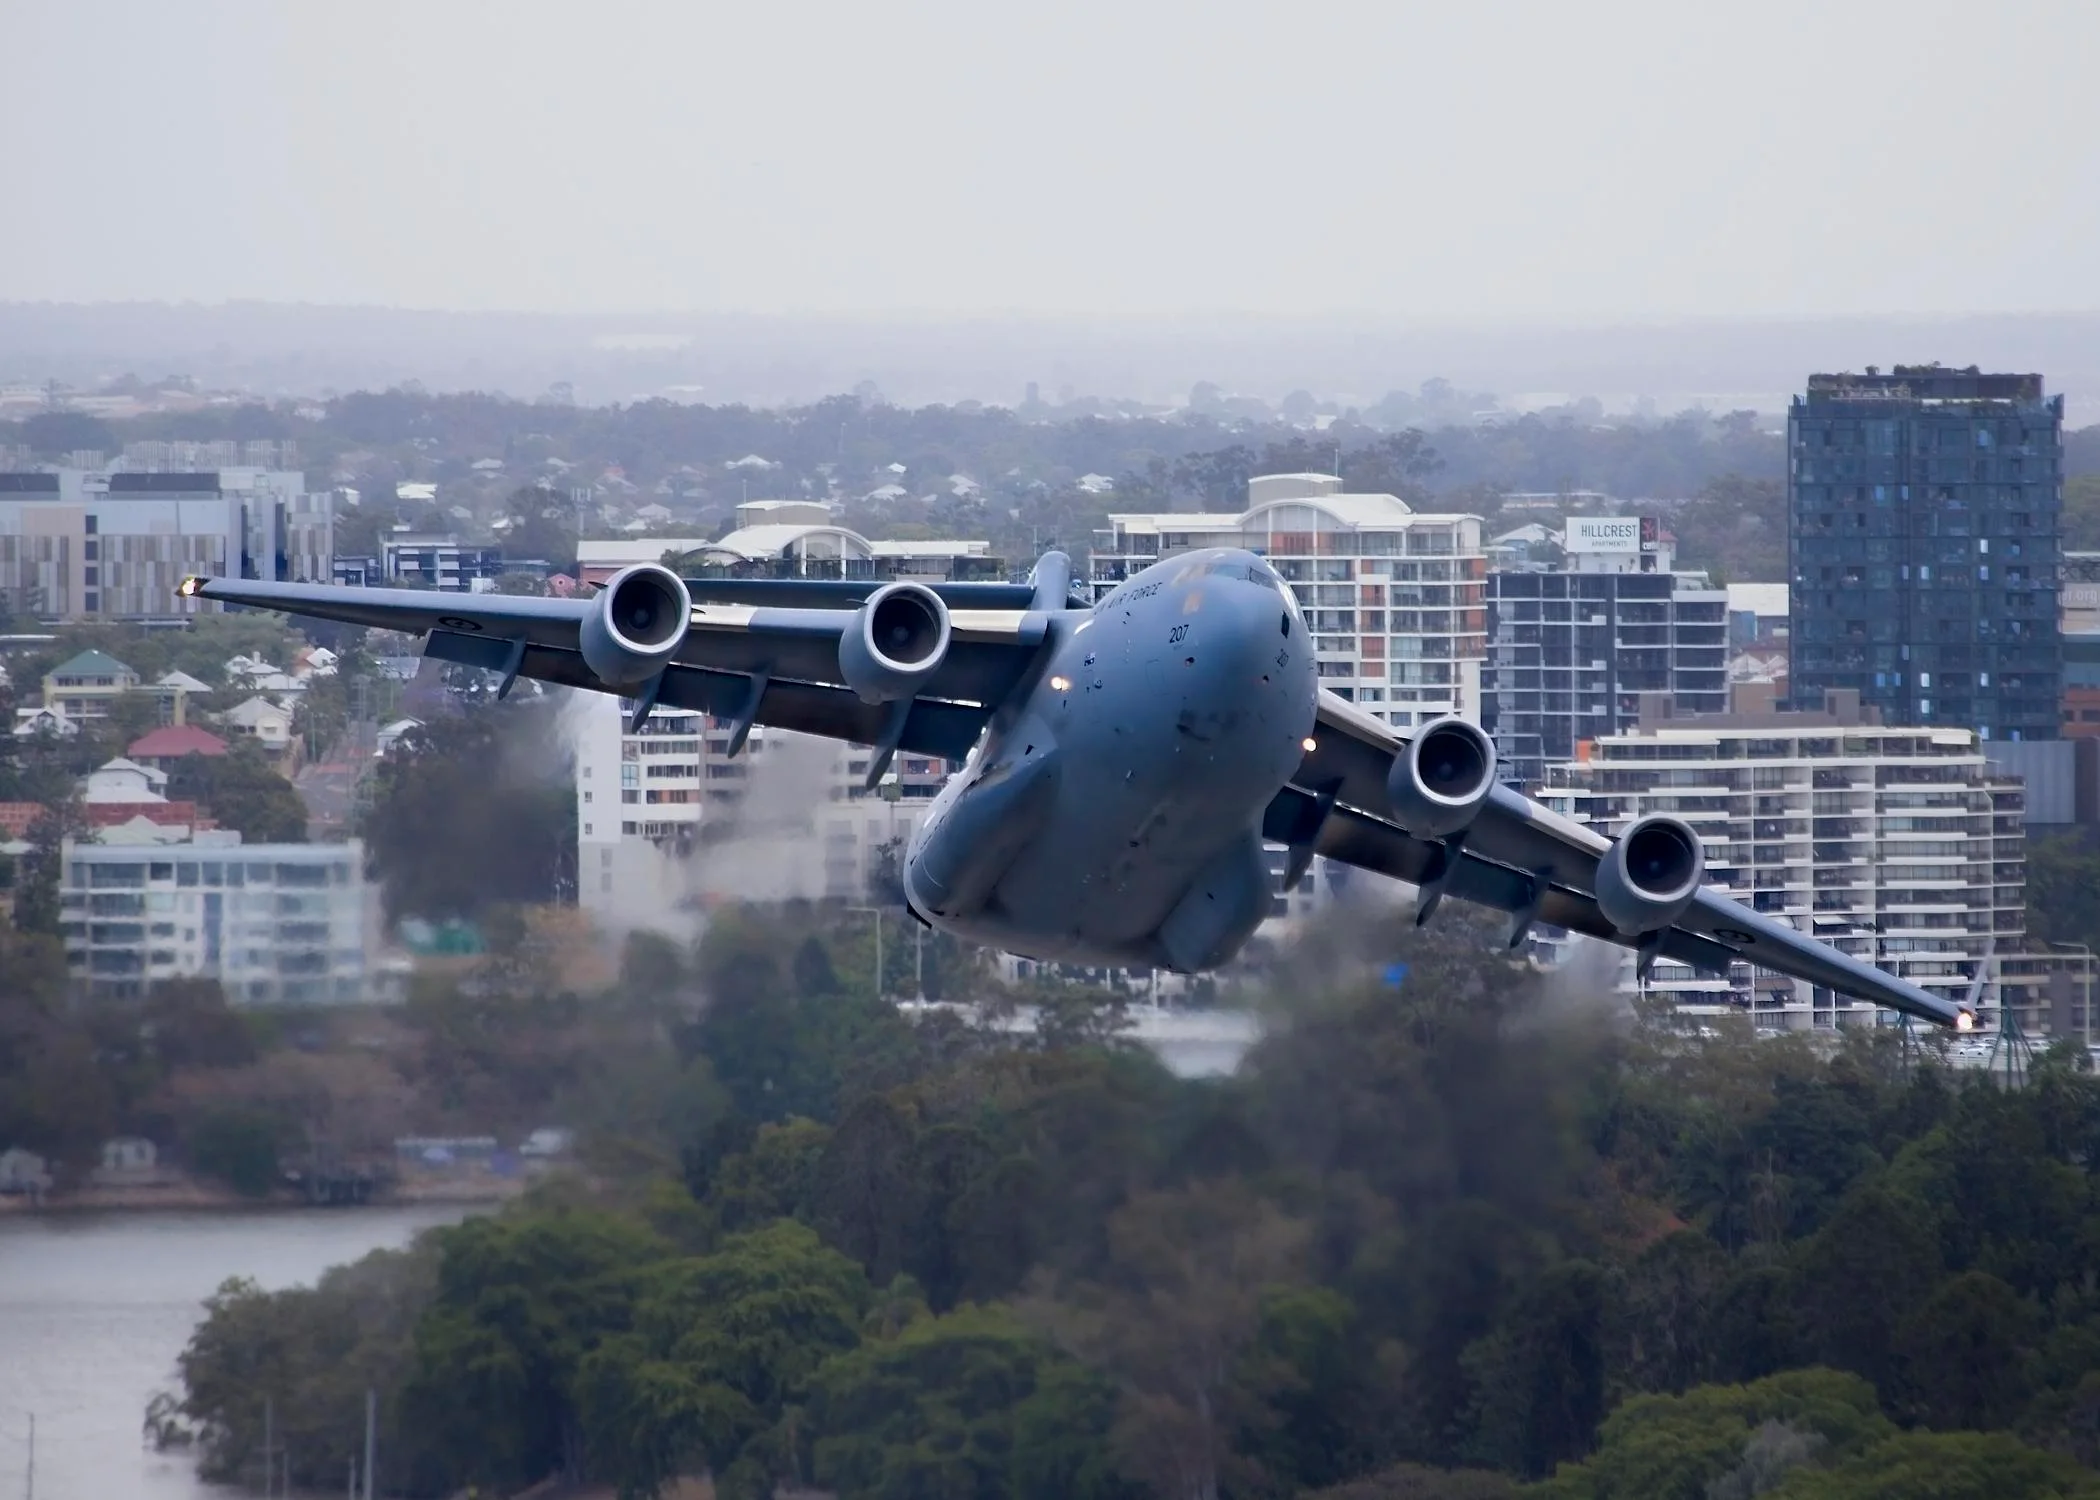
[1788,365,2062,740]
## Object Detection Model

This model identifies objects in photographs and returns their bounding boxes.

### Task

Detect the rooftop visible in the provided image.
[1802,365,2047,404]
[49,649,136,681]
[1106,492,1471,534]
[127,724,230,760]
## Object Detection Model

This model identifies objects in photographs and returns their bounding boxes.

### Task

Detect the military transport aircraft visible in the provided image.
[186,550,1971,1028]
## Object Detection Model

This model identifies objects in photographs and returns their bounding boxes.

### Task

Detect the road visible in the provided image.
[294,719,376,839]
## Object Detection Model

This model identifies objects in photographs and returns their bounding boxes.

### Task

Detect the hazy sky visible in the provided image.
[6,0,2098,321]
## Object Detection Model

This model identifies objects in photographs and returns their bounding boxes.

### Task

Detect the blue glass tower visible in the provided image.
[1788,365,2063,740]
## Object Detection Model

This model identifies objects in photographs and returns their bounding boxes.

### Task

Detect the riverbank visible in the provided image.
[0,1203,480,1500]
[0,1172,526,1215]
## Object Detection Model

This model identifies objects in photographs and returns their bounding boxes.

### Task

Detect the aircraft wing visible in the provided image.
[1284,692,1970,1028]
[185,577,1047,763]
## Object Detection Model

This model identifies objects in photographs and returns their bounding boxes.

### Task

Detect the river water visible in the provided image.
[0,1206,474,1500]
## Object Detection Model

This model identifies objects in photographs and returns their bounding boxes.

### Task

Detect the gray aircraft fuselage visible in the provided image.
[904,548,1320,972]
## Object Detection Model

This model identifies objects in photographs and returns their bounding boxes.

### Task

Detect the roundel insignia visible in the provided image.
[438,616,484,631]
[1712,927,1754,945]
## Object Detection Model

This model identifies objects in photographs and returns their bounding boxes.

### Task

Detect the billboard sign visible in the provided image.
[1565,516,1642,554]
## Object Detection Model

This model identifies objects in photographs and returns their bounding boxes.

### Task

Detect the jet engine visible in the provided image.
[840,581,951,703]
[1385,716,1498,838]
[1595,814,1706,934]
[580,564,692,684]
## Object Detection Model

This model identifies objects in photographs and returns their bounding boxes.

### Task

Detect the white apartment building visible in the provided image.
[60,834,383,1005]
[1090,473,1487,729]
[573,686,951,932]
[1540,685,2034,1032]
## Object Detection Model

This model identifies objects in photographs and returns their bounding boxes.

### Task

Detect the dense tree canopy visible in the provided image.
[161,903,2100,1499]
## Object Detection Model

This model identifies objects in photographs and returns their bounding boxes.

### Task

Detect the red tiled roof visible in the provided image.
[82,801,210,828]
[3,802,217,837]
[127,725,230,759]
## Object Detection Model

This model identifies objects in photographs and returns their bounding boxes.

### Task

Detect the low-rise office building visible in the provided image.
[577,501,1001,588]
[0,468,330,620]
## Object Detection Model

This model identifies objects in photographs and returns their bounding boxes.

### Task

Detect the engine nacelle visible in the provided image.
[1385,716,1498,839]
[839,581,950,703]
[1595,814,1707,934]
[580,564,692,685]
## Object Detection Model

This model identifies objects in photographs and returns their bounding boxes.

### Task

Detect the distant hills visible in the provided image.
[5,302,2100,421]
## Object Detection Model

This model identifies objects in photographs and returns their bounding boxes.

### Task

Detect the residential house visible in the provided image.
[151,671,209,725]
[13,703,76,738]
[43,649,139,722]
[98,1136,159,1175]
[126,723,230,772]
[84,757,169,804]
[375,717,423,757]
[223,695,295,754]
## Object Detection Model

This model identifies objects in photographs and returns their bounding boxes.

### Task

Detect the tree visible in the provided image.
[186,1107,282,1196]
[177,1242,442,1494]
[22,408,117,458]
[1529,1369,1891,1500]
[10,799,83,935]
[1620,1231,1732,1394]
[360,709,575,919]
[1780,1184,1943,1396]
[808,1303,1126,1500]
[1023,1180,1314,1500]
[1667,477,1787,583]
[168,741,309,843]
[1890,1271,2038,1431]
[405,1209,674,1493]
[576,1219,869,1499]
[1776,1429,2100,1500]
[1460,1259,1619,1478]
[1301,1465,1517,1500]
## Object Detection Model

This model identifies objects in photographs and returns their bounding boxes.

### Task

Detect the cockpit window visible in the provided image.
[1174,555,1285,589]
[1102,554,1284,606]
